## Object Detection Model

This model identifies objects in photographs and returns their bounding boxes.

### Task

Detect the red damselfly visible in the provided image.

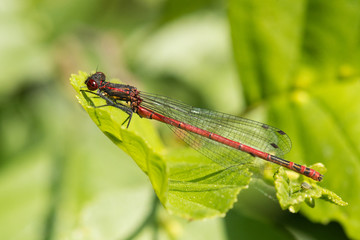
[81,72,323,181]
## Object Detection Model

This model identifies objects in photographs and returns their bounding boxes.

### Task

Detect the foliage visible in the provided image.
[0,0,359,239]
[71,71,346,219]
[229,0,360,238]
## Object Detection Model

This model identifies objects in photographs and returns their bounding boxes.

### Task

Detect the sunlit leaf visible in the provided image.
[274,167,347,213]
[70,71,251,219]
[229,0,359,238]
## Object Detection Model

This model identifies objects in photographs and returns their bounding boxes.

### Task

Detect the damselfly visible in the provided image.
[81,72,323,181]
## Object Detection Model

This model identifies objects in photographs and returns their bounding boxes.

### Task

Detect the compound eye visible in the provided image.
[86,78,98,90]
[96,72,106,81]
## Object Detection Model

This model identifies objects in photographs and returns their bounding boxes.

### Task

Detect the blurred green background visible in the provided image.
[1,0,359,239]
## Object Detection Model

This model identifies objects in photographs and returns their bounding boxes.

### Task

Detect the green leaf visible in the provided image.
[166,149,251,219]
[229,0,359,238]
[70,71,251,220]
[274,167,347,213]
[70,71,346,221]
[229,0,304,104]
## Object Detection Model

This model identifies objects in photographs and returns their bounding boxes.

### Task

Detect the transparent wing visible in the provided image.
[139,92,292,168]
